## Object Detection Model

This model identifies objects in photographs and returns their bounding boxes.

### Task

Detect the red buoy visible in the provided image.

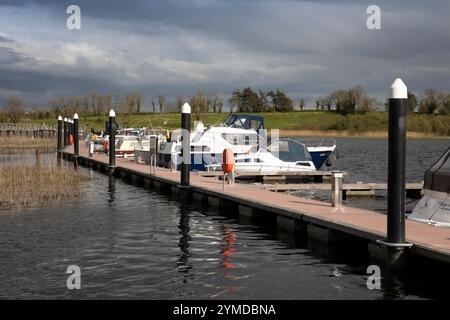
[221,148,235,174]
[69,134,73,145]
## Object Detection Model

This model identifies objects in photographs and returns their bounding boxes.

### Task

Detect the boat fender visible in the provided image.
[222,148,235,174]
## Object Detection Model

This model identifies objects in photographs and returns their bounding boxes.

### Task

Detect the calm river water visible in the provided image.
[0,138,449,299]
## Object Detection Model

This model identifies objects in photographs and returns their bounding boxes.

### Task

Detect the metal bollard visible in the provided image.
[180,103,191,186]
[108,109,116,170]
[387,78,408,245]
[63,117,68,147]
[331,170,344,208]
[88,141,94,157]
[57,115,62,165]
[73,113,79,169]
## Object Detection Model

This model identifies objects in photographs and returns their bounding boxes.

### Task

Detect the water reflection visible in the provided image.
[215,225,239,297]
[382,271,407,300]
[177,203,192,280]
[108,176,116,207]
[220,226,236,270]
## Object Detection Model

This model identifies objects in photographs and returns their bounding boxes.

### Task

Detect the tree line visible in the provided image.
[1,87,450,123]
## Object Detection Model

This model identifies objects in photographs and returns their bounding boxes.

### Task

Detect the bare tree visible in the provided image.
[189,92,207,119]
[175,96,184,112]
[213,95,223,113]
[206,94,223,113]
[158,95,166,113]
[3,97,25,123]
[298,98,305,111]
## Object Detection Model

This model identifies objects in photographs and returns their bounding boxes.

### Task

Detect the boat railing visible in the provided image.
[291,137,336,148]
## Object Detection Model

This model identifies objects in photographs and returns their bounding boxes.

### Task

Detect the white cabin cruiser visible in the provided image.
[408,147,450,227]
[205,148,316,176]
[158,114,262,170]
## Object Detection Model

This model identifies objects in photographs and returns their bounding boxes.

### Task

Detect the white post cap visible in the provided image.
[73,113,79,120]
[58,115,62,121]
[182,103,191,114]
[390,78,407,99]
[109,109,116,117]
[64,117,68,122]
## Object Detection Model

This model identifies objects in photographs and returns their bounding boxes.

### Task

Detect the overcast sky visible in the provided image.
[1,0,450,110]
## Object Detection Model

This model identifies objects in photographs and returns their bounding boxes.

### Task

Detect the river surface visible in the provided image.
[292,138,450,212]
[0,138,449,299]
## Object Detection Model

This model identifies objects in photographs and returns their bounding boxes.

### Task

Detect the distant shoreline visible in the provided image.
[277,129,450,139]
[12,111,450,138]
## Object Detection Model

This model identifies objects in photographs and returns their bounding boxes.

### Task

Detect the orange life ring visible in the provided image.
[69,134,73,145]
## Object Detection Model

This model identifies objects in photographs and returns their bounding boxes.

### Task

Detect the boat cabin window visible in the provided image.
[250,120,260,131]
[296,162,311,167]
[191,146,210,152]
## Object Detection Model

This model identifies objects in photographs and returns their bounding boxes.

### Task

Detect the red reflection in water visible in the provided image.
[220,228,236,269]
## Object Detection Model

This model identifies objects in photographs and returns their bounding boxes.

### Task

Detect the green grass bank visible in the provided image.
[20,111,450,137]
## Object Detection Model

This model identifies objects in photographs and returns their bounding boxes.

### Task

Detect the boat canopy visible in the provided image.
[268,138,312,162]
[223,114,265,131]
[424,147,450,193]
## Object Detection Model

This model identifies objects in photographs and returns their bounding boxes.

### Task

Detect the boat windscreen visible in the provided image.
[271,139,312,162]
[424,147,450,193]
[223,114,264,131]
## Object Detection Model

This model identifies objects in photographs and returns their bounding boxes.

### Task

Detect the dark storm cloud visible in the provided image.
[0,0,450,108]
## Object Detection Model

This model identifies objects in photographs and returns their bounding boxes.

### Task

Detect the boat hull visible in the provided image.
[308,150,333,169]
[408,189,450,227]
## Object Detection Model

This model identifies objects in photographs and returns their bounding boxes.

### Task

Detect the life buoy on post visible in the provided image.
[222,148,235,189]
[69,134,73,145]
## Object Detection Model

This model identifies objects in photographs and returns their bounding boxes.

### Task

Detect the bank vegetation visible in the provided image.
[0,165,89,208]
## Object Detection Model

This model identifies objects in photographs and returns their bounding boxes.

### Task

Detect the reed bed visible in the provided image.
[0,165,90,208]
[0,136,56,154]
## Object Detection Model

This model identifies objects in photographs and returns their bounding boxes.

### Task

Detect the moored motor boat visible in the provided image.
[408,147,450,227]
[157,114,337,171]
[205,147,316,176]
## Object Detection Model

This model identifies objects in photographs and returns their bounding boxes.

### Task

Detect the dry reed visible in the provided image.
[0,165,90,208]
[0,136,56,154]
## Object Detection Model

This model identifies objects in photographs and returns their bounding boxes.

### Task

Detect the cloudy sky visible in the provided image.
[0,0,449,110]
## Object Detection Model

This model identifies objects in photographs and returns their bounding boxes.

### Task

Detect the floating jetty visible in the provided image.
[197,170,338,182]
[61,141,450,266]
[257,182,423,199]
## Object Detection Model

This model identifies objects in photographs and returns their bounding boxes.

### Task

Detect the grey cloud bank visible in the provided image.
[0,0,449,109]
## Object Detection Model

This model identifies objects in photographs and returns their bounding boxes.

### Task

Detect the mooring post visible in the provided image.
[73,113,79,169]
[63,117,68,147]
[387,78,407,244]
[180,103,191,187]
[374,78,412,268]
[331,170,344,208]
[88,141,94,158]
[68,119,72,145]
[108,109,116,173]
[57,115,62,165]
